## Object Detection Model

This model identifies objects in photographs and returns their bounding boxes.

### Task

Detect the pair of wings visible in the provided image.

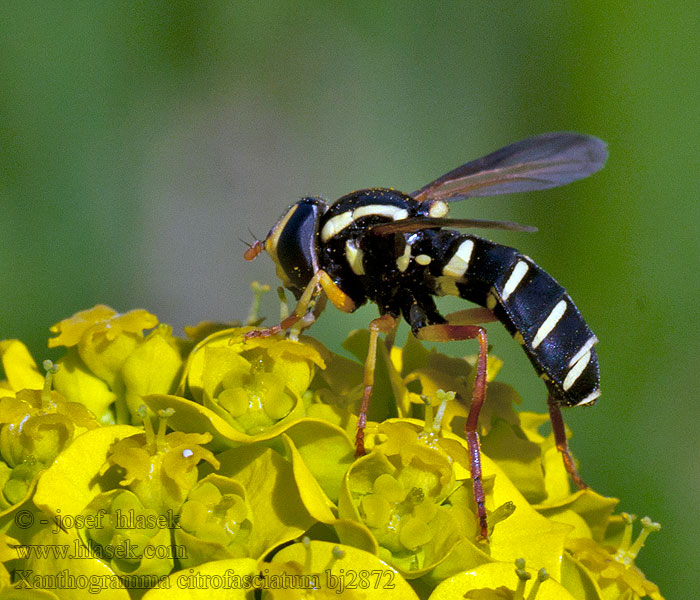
[370,132,608,236]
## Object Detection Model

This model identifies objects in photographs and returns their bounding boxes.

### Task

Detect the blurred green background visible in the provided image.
[1,2,697,596]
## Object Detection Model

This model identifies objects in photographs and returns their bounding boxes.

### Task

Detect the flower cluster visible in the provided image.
[0,302,663,598]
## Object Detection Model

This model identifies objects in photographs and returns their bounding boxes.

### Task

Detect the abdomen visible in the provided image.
[421,230,600,407]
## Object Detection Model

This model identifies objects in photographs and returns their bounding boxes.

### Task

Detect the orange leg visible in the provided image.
[443,307,498,325]
[354,314,398,457]
[417,323,490,540]
[245,277,320,339]
[548,396,588,490]
[245,270,354,340]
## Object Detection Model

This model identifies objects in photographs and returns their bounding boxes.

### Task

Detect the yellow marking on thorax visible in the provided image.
[396,244,411,272]
[320,211,354,242]
[436,276,460,296]
[353,204,409,221]
[345,239,365,275]
[428,200,449,218]
[320,204,409,242]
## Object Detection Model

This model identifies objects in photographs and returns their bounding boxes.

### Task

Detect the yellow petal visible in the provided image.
[142,558,259,599]
[429,562,577,600]
[34,425,142,518]
[0,339,43,391]
[269,540,420,599]
[48,305,118,348]
[53,349,117,424]
[122,330,182,416]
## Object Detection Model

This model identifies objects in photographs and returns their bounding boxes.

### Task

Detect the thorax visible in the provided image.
[317,189,438,313]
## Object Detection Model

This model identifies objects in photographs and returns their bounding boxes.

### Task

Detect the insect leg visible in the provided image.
[416,322,490,541]
[547,396,588,489]
[355,313,398,457]
[384,322,398,353]
[245,270,327,339]
[443,307,499,325]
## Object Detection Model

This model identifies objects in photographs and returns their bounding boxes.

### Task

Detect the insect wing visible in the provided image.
[412,132,607,203]
[369,216,537,235]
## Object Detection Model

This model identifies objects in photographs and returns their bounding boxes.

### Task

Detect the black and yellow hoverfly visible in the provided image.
[244,132,607,539]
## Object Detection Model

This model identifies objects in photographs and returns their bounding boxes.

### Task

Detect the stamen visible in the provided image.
[421,395,433,434]
[137,405,155,443]
[41,359,59,408]
[277,287,289,321]
[432,390,454,432]
[302,536,312,573]
[627,517,661,560]
[614,512,637,559]
[323,545,345,572]
[246,281,270,325]
[514,558,531,600]
[156,408,175,450]
[615,515,661,565]
[526,568,549,600]
[489,501,516,535]
[421,389,454,435]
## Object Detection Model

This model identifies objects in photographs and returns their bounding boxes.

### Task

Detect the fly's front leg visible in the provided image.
[244,270,325,339]
[288,294,327,341]
[354,314,398,457]
[245,269,356,340]
[416,322,490,541]
[548,396,588,490]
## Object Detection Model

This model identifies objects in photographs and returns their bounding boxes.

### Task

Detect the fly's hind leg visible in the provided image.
[548,396,588,490]
[404,299,496,540]
[415,318,490,541]
[403,301,494,540]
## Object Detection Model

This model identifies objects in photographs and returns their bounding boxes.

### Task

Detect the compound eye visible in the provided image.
[274,204,318,289]
[263,198,326,291]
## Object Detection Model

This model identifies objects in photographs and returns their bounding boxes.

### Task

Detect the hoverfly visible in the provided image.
[244,132,607,539]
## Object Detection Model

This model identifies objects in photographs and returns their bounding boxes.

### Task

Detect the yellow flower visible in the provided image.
[0,361,97,507]
[48,304,159,390]
[0,340,44,396]
[183,326,325,435]
[48,305,181,424]
[567,514,663,599]
[0,306,664,599]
